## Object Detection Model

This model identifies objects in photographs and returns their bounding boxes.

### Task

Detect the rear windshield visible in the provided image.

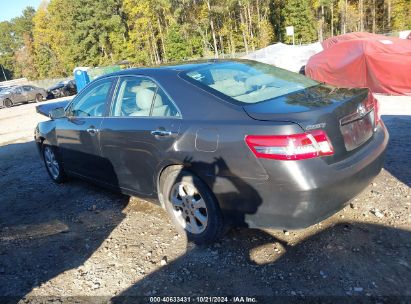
[183,61,318,104]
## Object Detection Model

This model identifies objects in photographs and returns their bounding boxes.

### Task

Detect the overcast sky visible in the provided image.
[0,0,42,22]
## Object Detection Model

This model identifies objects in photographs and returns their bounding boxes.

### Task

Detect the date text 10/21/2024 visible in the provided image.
[149,296,258,303]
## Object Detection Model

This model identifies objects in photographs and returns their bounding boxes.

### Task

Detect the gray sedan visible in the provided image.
[0,85,47,108]
[35,60,388,244]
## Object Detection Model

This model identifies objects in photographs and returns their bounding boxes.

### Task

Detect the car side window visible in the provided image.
[111,77,180,118]
[23,86,33,92]
[112,77,157,117]
[152,87,180,117]
[68,79,113,117]
[15,87,23,94]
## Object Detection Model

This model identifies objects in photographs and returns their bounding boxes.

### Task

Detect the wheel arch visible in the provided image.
[156,164,184,209]
[156,163,216,210]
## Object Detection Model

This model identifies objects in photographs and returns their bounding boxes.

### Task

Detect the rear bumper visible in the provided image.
[216,122,389,229]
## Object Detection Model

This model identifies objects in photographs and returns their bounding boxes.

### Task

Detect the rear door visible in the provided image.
[13,87,26,104]
[99,76,181,195]
[56,77,117,180]
[23,86,35,101]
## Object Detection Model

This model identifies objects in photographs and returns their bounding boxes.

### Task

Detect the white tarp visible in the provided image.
[399,30,411,39]
[242,42,323,73]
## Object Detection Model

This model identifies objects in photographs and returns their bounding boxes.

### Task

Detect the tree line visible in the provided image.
[0,0,410,81]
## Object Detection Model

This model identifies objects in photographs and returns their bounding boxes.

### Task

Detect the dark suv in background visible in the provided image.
[47,80,77,99]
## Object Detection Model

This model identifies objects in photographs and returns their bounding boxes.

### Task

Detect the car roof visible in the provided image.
[100,59,248,79]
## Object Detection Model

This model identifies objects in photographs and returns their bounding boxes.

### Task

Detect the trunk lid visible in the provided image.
[243,85,377,163]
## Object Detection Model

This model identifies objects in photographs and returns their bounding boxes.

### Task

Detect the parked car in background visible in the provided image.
[35,60,388,244]
[306,32,411,95]
[47,80,77,99]
[0,86,11,92]
[0,85,47,108]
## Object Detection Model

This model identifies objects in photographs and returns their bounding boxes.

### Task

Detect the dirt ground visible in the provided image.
[0,96,410,302]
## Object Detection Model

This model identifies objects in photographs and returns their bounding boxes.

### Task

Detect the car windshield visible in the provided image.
[184,61,318,104]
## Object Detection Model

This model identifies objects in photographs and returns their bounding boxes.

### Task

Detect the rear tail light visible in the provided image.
[245,130,334,160]
[374,96,380,125]
[366,92,380,125]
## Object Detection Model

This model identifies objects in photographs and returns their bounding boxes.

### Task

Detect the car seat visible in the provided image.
[130,88,170,117]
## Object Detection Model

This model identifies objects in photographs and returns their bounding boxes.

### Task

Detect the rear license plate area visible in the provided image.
[340,110,374,151]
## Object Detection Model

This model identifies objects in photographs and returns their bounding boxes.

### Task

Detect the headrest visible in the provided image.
[136,89,155,110]
[153,93,163,107]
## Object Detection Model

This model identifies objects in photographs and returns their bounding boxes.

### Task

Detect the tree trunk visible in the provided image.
[331,2,334,36]
[157,17,167,62]
[219,34,224,56]
[229,15,235,56]
[372,0,376,33]
[340,0,344,34]
[149,23,160,64]
[359,0,364,31]
[230,31,235,55]
[319,5,324,42]
[344,0,347,33]
[387,0,391,30]
[147,39,154,65]
[206,0,219,58]
[239,1,249,53]
[247,2,255,51]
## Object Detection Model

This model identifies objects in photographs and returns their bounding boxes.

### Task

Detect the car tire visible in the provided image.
[4,99,12,108]
[162,168,224,245]
[35,94,43,103]
[42,144,66,183]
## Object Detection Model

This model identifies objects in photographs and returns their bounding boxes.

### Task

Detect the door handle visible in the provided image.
[86,128,99,134]
[151,130,172,137]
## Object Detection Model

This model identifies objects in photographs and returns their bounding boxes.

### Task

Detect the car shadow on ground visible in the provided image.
[113,157,410,299]
[0,140,130,297]
[382,115,411,187]
[114,222,410,299]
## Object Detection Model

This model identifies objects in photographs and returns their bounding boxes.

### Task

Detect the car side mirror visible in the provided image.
[49,107,66,120]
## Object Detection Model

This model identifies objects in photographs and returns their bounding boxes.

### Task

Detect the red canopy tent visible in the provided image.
[306,32,411,95]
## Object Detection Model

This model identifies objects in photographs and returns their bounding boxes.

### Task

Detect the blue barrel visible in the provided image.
[73,67,90,91]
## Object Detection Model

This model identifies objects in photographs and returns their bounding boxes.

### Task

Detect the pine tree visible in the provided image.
[283,0,317,44]
[165,24,190,61]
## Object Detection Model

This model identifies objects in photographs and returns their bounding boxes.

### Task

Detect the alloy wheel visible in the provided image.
[44,146,60,180]
[4,99,12,108]
[170,182,208,234]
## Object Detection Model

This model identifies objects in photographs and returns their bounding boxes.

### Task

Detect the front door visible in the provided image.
[56,77,116,181]
[99,76,181,195]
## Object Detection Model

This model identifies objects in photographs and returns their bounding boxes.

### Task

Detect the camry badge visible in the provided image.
[306,122,326,130]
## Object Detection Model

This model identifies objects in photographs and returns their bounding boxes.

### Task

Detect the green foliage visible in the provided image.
[283,0,317,44]
[165,24,190,62]
[0,0,409,80]
[391,0,411,31]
